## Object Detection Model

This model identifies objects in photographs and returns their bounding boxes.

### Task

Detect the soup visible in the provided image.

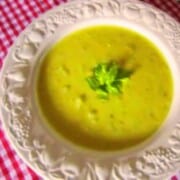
[36,26,173,151]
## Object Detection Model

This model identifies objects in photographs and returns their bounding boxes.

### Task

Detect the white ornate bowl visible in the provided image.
[0,0,180,179]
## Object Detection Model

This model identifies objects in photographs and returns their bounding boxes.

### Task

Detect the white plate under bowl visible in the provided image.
[0,0,180,179]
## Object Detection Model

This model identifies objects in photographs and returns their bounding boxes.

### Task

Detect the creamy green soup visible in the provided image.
[36,26,173,151]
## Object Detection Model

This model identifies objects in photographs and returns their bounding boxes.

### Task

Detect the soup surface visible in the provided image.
[36,26,173,151]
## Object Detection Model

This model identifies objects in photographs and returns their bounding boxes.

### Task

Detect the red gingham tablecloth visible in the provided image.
[0,0,180,179]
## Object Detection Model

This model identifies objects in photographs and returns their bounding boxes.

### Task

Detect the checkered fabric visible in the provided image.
[0,0,180,179]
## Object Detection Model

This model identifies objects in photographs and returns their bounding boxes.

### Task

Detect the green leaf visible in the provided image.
[117,68,132,79]
[86,61,133,99]
[106,63,119,85]
[96,89,108,99]
[93,64,106,77]
[86,77,99,90]
[94,63,108,85]
[107,85,120,94]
